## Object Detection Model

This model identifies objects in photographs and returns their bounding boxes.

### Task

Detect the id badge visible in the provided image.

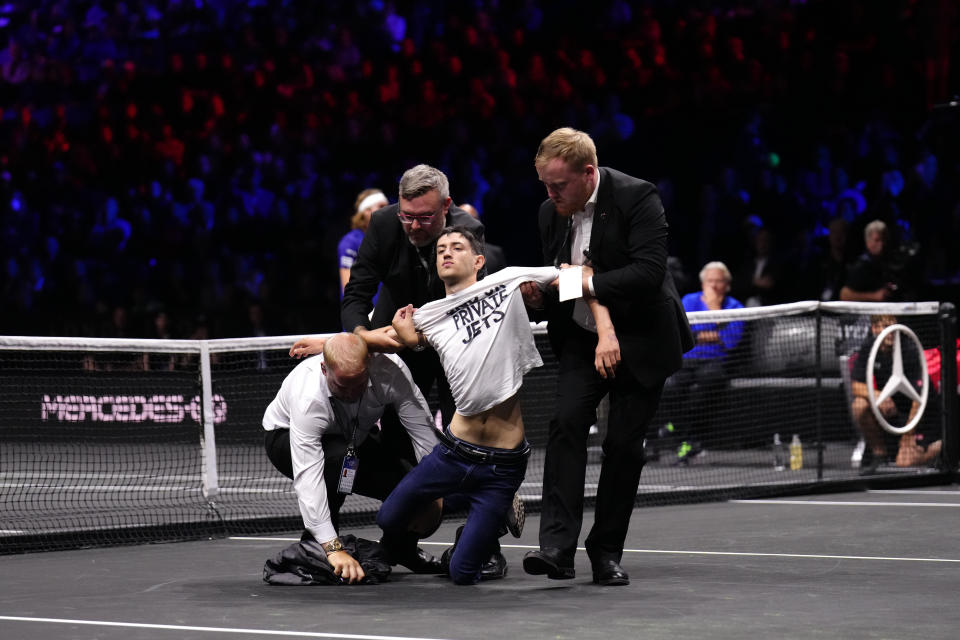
[338,453,359,494]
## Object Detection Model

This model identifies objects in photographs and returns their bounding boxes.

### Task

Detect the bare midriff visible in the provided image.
[448,393,525,450]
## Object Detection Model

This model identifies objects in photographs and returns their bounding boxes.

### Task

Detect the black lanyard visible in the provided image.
[332,387,365,454]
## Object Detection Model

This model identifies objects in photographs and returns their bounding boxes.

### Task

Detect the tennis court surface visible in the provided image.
[3,486,959,640]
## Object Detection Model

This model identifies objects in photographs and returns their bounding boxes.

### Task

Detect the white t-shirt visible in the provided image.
[414,266,559,416]
[262,352,437,542]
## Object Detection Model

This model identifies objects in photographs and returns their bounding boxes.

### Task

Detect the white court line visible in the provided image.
[0,484,201,491]
[520,482,600,488]
[731,499,960,507]
[0,473,288,482]
[0,485,293,494]
[615,549,960,563]
[868,489,960,495]
[0,616,452,640]
[497,544,960,563]
[521,482,714,492]
[230,538,960,564]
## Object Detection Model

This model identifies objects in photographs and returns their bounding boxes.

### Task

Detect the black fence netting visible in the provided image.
[1,301,955,553]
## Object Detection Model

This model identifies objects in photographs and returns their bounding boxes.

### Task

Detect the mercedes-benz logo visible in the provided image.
[866,323,930,435]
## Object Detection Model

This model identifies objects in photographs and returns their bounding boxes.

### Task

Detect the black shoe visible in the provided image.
[440,526,508,580]
[440,543,454,575]
[523,548,575,580]
[397,547,444,574]
[506,493,525,538]
[859,452,883,476]
[591,559,630,586]
[480,550,508,580]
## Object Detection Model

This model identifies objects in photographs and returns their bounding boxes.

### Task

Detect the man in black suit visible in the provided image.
[292,164,483,424]
[521,128,693,586]
[341,164,483,424]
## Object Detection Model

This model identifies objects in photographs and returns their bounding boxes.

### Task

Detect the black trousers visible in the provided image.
[264,428,415,534]
[539,322,665,563]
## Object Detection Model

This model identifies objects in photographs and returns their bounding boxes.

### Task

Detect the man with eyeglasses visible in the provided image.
[292,165,482,424]
[290,166,519,579]
[338,164,482,423]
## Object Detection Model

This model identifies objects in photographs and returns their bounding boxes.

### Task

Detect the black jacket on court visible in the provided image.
[534,167,694,386]
[263,535,392,585]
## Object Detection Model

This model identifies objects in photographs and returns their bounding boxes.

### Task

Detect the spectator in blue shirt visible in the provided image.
[655,261,745,463]
[683,261,746,358]
[338,189,388,298]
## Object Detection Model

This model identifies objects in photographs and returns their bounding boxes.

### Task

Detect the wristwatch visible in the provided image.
[411,331,426,352]
[321,537,345,555]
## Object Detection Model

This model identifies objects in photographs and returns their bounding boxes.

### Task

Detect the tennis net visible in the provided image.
[1,301,955,553]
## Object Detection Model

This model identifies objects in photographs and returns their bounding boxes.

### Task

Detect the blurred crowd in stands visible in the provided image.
[1,0,958,341]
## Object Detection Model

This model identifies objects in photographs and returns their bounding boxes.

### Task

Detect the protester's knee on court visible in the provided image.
[376,506,401,534]
[448,557,481,585]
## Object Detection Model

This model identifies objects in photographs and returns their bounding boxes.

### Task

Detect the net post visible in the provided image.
[938,303,958,472]
[199,341,220,501]
[814,305,824,480]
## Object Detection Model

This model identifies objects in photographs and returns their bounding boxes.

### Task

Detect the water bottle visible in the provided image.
[789,434,803,470]
[772,433,786,471]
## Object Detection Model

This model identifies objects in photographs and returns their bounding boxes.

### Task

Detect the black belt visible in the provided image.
[437,428,530,465]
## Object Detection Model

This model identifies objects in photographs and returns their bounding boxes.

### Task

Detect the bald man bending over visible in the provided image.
[263,333,442,582]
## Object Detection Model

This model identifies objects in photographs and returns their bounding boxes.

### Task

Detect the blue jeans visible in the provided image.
[377,440,528,585]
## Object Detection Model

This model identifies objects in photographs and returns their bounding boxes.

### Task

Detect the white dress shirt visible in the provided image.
[262,353,437,542]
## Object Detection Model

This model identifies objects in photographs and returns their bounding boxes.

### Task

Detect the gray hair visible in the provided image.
[863,219,887,242]
[399,164,450,202]
[699,261,732,283]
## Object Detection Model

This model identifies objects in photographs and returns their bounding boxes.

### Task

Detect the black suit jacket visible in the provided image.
[341,203,484,331]
[537,167,694,386]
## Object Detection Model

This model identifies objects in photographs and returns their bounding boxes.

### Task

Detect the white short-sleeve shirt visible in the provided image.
[413,266,559,416]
